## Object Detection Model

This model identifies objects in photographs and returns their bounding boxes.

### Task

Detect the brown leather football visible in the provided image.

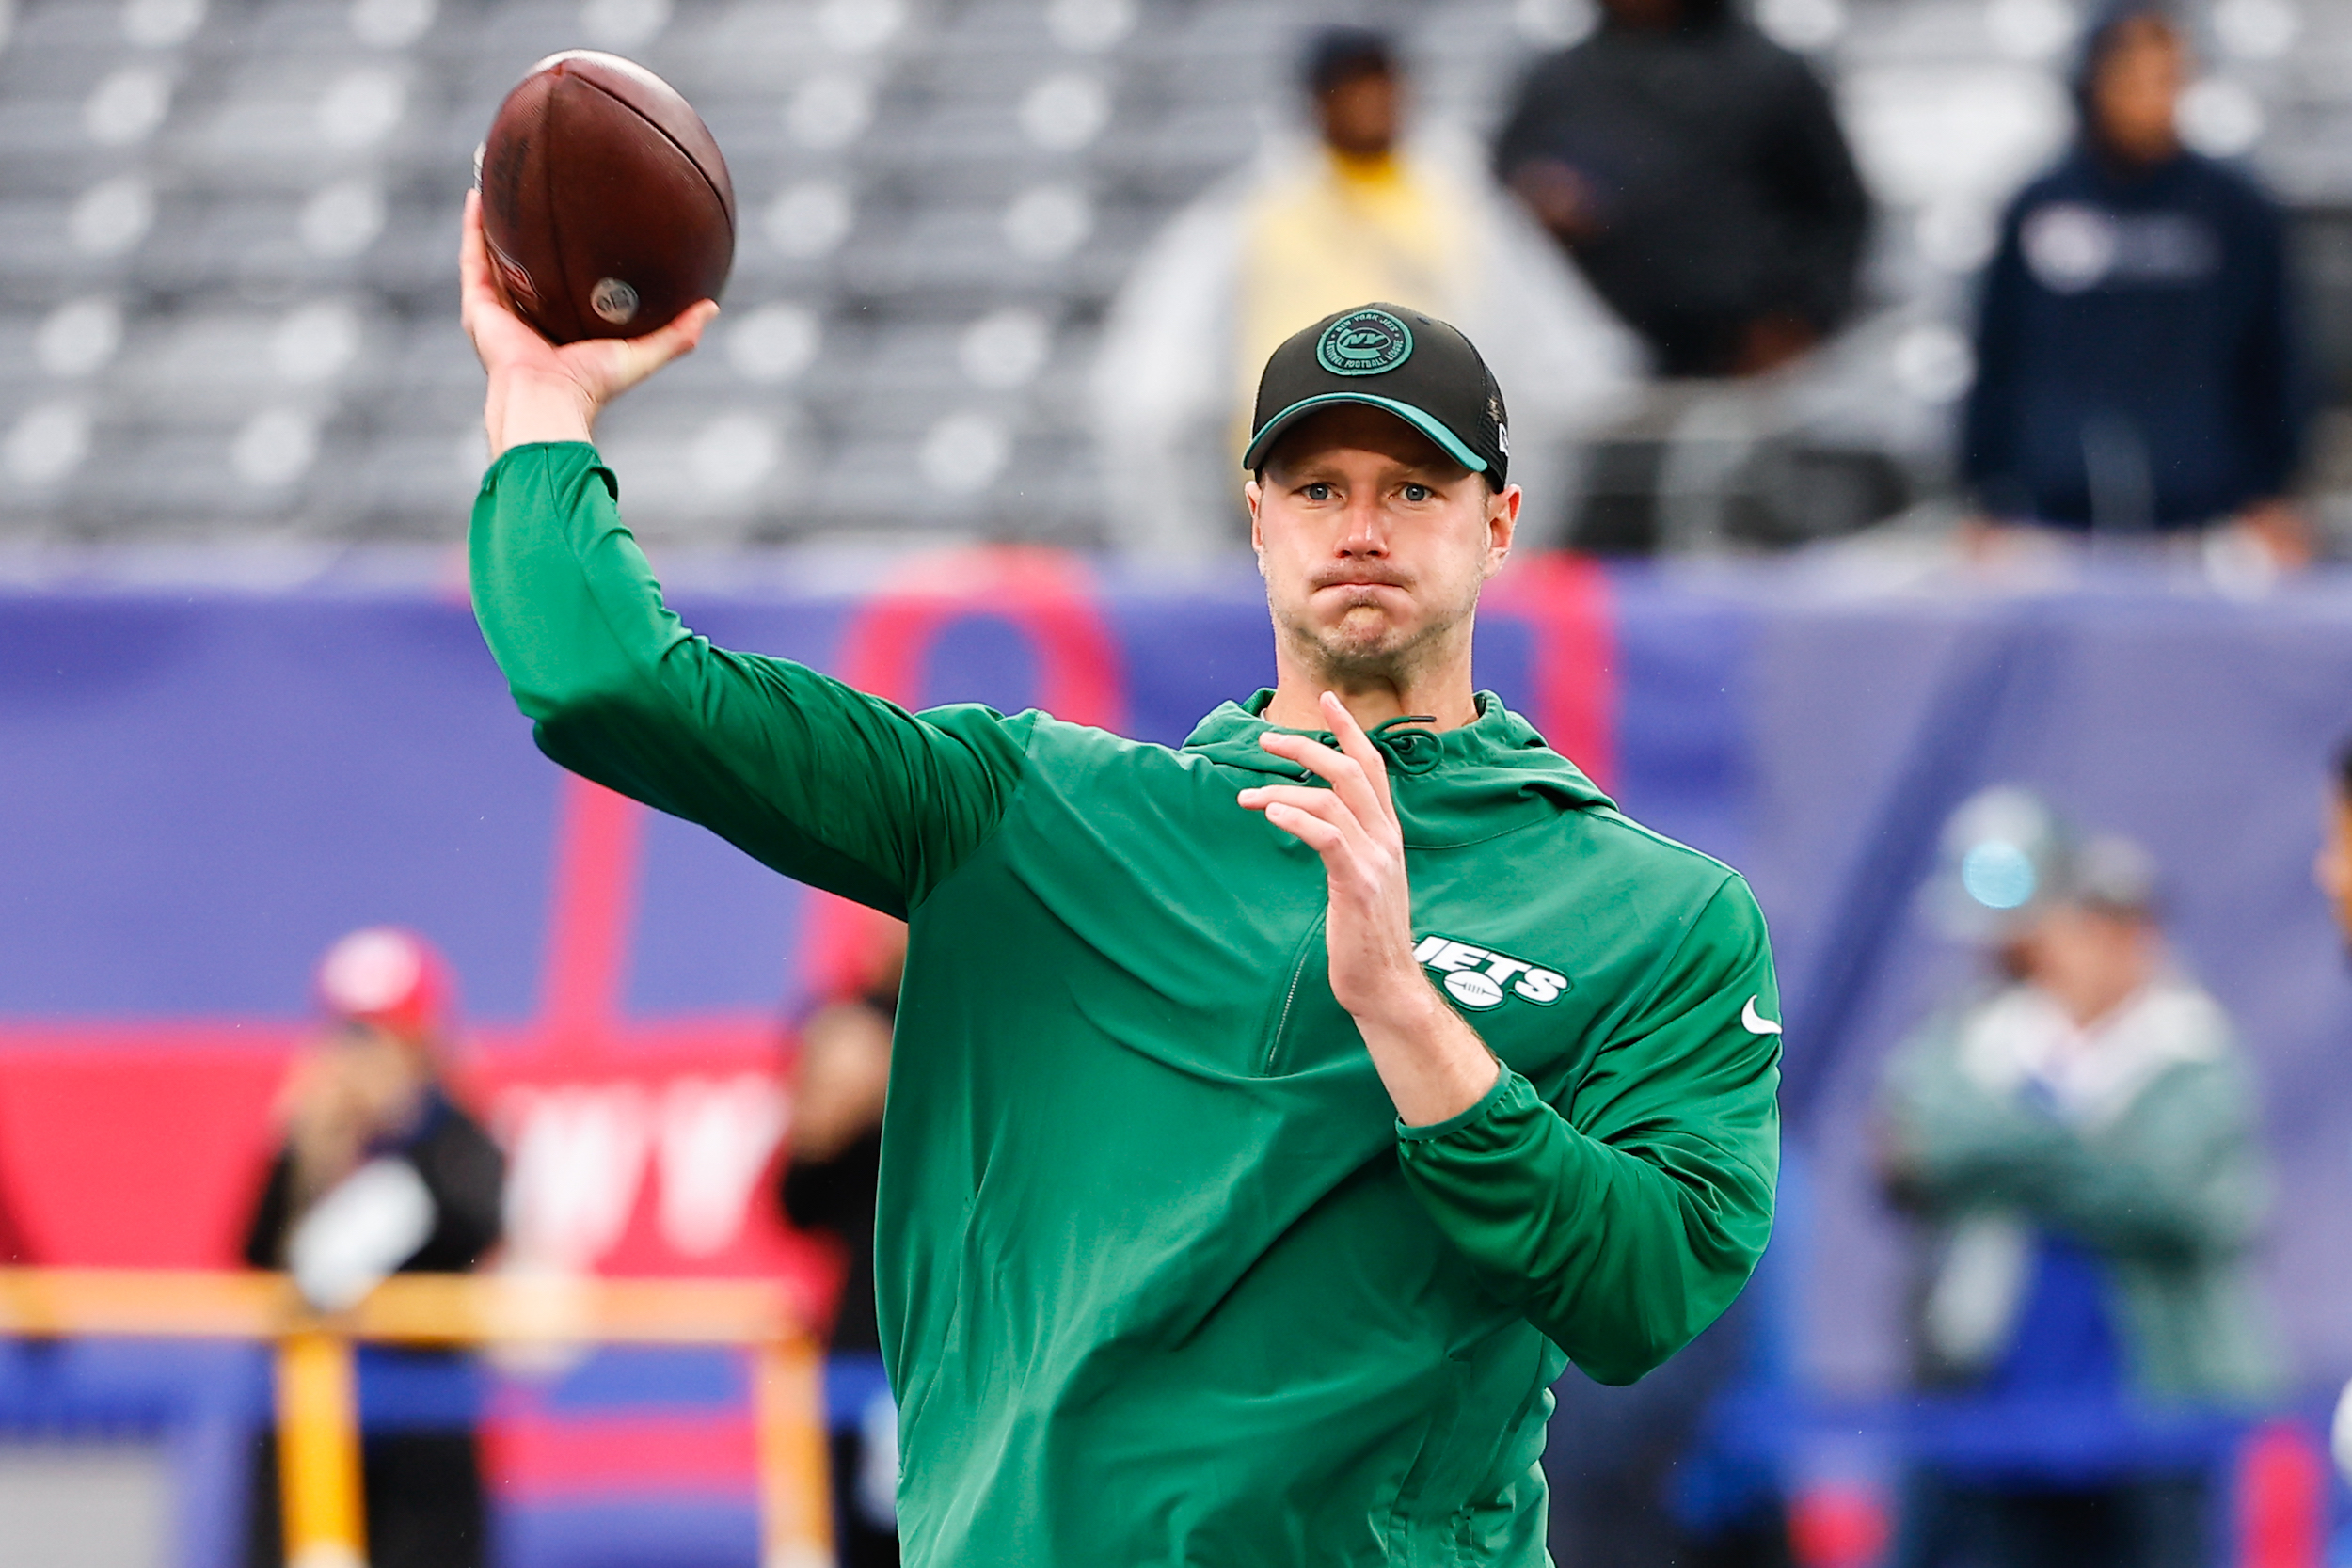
[478,51,736,344]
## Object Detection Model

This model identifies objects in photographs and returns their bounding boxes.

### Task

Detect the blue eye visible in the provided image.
[1403,484,1432,502]
[1304,483,1333,500]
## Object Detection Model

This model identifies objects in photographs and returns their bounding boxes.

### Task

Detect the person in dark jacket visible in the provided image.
[1963,2,2312,563]
[243,927,504,1568]
[781,917,904,1568]
[1492,0,1870,377]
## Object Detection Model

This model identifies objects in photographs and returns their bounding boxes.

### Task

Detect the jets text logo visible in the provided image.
[1414,935,1568,1011]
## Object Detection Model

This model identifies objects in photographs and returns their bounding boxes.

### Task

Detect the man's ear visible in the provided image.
[1482,483,1521,578]
[1245,477,1266,562]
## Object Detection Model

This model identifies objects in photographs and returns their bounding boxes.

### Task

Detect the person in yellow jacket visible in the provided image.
[1094,26,1638,556]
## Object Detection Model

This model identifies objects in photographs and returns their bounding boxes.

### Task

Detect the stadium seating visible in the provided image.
[0,0,2341,545]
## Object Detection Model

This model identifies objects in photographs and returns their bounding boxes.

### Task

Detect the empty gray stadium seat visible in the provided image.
[0,0,2331,545]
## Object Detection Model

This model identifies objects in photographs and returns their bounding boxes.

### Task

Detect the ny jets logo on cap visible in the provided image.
[1317,309,1414,377]
[1415,934,1568,1010]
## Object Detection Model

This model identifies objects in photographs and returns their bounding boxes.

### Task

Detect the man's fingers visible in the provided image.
[594,299,719,396]
[1260,715,1391,833]
[1259,800,1343,854]
[458,190,502,316]
[1237,784,1357,829]
[459,189,551,374]
[1237,785,1379,868]
[640,299,719,366]
[1259,729,1356,784]
[458,194,491,332]
[1318,691,1399,822]
[459,190,482,282]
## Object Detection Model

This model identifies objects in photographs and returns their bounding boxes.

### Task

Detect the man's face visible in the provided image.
[1247,404,1517,686]
[2312,788,2352,949]
[1315,69,1399,160]
[316,1021,431,1129]
[2091,17,2186,166]
[2016,902,2158,1029]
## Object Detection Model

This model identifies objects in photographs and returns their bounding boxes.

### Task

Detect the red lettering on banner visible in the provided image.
[834,546,1125,732]
[539,776,644,1047]
[0,549,1131,1287]
[1487,553,1617,795]
[0,1028,296,1266]
[804,546,1127,1001]
[0,774,808,1291]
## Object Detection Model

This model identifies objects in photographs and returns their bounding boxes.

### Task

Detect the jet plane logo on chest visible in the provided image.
[1414,935,1569,1010]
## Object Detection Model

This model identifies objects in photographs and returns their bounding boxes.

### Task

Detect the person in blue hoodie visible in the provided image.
[1962,2,2312,566]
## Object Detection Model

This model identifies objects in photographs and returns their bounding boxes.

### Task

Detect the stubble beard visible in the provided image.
[1277,587,1472,692]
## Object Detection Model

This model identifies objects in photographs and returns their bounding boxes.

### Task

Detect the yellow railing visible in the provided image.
[0,1267,834,1568]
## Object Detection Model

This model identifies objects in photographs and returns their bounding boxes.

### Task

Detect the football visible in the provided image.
[477,51,736,344]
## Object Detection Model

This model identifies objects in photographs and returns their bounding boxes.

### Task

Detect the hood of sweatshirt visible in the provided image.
[1181,689,1614,849]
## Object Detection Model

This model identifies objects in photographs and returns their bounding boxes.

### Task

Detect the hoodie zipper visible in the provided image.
[1261,914,1326,1075]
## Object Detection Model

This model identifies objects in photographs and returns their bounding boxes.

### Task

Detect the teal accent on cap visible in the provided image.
[1241,393,1490,476]
[1315,309,1414,376]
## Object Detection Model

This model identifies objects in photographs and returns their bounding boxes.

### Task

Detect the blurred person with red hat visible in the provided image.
[240,927,505,1568]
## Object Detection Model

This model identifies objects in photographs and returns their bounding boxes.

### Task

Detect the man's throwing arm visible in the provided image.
[470,442,1027,917]
[1395,877,1782,1385]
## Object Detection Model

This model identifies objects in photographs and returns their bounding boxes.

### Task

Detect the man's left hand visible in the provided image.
[1238,692,1501,1124]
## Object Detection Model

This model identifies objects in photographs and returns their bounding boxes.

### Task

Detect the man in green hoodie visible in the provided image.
[459,194,1780,1565]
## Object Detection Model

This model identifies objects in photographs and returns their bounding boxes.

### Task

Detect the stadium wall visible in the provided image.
[6,551,2352,1563]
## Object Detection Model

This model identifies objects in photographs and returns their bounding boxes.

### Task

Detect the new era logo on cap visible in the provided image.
[1244,303,1510,489]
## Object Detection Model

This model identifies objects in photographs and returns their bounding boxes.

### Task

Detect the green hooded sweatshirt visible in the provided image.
[470,443,1782,1566]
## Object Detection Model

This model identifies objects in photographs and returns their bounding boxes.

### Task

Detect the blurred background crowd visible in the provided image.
[8,1,2352,1567]
[0,0,2344,562]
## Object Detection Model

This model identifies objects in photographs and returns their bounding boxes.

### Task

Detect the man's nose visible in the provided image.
[1337,496,1388,555]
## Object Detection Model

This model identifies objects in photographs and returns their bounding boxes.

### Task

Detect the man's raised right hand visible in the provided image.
[460,188,719,457]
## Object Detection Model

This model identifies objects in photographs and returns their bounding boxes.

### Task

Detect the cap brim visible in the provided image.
[1241,392,1488,477]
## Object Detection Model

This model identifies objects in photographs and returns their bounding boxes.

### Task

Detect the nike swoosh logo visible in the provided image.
[1741,996,1783,1036]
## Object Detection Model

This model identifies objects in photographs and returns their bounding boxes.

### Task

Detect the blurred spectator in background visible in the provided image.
[1095,24,1637,554]
[2314,740,2352,957]
[1878,790,2275,1568]
[782,918,905,1568]
[1962,3,2312,569]
[243,927,504,1568]
[1545,1285,1793,1568]
[1492,0,1869,379]
[2315,743,2352,1487]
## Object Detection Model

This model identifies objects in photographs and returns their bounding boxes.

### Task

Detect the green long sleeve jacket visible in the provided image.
[469,443,1782,1566]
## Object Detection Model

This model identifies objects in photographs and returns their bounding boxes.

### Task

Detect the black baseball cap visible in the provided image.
[1242,303,1510,490]
[1300,26,1395,95]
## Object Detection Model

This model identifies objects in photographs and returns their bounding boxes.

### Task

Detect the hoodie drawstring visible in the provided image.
[1367,715,1441,776]
[1275,715,1444,780]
